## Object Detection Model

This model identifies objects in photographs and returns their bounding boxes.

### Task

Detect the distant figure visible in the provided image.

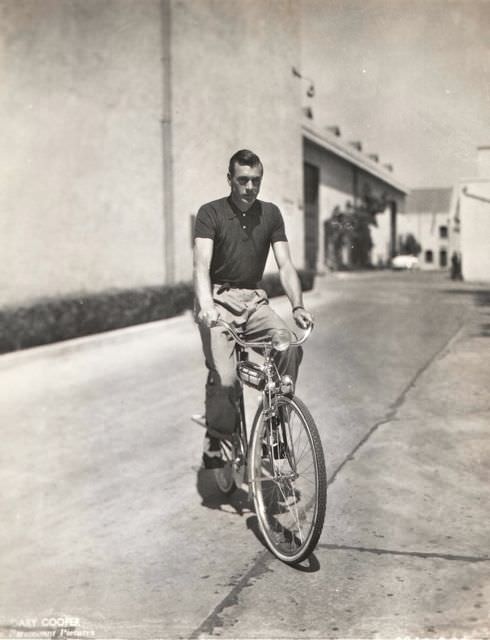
[450,252,463,280]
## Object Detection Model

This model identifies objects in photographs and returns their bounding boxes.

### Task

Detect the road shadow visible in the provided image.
[442,287,490,305]
[442,287,490,337]
[196,468,250,515]
[479,323,490,337]
[473,290,490,307]
[196,472,322,571]
[245,514,321,573]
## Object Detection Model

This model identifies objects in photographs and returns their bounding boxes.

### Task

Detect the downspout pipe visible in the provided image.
[161,0,175,283]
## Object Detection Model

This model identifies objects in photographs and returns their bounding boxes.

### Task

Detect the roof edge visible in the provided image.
[302,122,409,195]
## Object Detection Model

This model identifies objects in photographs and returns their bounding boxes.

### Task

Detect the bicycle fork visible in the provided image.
[261,393,298,480]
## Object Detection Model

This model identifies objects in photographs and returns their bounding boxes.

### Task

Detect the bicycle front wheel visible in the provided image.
[249,396,327,564]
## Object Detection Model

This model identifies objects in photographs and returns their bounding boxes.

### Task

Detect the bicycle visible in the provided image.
[195,318,327,565]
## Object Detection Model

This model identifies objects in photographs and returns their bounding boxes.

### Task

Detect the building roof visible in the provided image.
[302,121,409,194]
[406,188,453,213]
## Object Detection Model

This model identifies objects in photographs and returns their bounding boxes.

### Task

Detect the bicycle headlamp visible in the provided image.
[271,328,291,352]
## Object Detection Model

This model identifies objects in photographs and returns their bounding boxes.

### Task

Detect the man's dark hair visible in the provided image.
[228,149,263,177]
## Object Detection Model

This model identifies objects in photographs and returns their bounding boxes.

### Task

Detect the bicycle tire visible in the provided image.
[249,395,327,564]
[214,439,236,495]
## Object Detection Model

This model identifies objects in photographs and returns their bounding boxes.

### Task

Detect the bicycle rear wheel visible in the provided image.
[214,439,236,495]
[249,395,326,564]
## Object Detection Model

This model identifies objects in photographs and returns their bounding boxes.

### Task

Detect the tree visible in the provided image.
[324,201,376,270]
[399,233,421,256]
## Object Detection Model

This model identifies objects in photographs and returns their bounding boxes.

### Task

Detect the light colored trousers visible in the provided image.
[197,286,303,438]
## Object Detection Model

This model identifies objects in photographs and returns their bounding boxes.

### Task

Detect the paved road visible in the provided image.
[0,272,489,639]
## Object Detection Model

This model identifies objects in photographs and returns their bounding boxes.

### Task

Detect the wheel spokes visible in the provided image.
[253,403,319,557]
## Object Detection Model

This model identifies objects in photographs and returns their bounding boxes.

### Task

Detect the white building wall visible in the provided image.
[303,139,404,269]
[303,141,353,269]
[459,180,490,281]
[398,212,450,270]
[170,0,303,282]
[477,147,490,177]
[0,0,166,307]
[370,208,392,266]
[0,0,304,307]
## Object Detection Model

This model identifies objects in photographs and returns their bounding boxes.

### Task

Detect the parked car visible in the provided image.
[391,255,420,270]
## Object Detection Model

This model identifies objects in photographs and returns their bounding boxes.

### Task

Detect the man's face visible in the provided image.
[228,162,263,211]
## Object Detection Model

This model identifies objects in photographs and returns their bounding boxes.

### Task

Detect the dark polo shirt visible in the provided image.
[194,196,287,286]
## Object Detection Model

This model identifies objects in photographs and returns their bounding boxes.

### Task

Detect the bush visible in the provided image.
[0,271,315,354]
[0,283,194,354]
[260,269,316,298]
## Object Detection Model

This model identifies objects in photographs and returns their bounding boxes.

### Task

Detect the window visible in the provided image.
[425,250,433,263]
[439,225,448,239]
[440,249,448,268]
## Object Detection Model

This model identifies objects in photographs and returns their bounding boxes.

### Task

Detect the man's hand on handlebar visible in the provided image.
[198,304,220,328]
[293,307,313,330]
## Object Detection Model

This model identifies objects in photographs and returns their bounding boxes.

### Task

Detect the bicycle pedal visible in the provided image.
[191,414,206,428]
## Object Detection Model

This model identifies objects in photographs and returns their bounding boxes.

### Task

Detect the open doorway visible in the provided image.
[303,162,319,271]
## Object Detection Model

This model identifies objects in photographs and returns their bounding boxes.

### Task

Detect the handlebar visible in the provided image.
[216,318,313,349]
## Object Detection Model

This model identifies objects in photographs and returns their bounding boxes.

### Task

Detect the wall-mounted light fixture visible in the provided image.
[292,66,315,98]
[462,186,490,203]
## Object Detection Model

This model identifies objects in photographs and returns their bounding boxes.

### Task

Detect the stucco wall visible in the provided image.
[305,141,354,207]
[303,140,403,268]
[398,212,450,270]
[169,0,303,282]
[459,180,490,282]
[304,140,354,269]
[370,207,392,266]
[0,0,165,307]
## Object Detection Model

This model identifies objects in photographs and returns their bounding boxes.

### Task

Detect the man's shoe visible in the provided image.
[202,432,224,469]
[202,452,225,469]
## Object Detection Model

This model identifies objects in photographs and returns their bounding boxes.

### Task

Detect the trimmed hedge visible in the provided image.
[0,283,194,354]
[0,270,315,354]
[259,269,315,299]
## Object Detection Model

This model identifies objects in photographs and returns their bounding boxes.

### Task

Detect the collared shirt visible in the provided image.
[193,196,287,286]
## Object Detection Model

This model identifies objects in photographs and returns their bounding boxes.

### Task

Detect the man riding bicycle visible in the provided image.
[193,149,313,469]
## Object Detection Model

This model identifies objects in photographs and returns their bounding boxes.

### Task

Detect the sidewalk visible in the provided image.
[209,279,490,639]
[317,291,490,637]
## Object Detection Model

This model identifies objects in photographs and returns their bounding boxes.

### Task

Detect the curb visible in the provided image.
[0,280,338,370]
[0,311,196,369]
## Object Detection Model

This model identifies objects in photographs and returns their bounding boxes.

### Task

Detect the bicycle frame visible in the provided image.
[216,319,312,484]
[209,318,326,564]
